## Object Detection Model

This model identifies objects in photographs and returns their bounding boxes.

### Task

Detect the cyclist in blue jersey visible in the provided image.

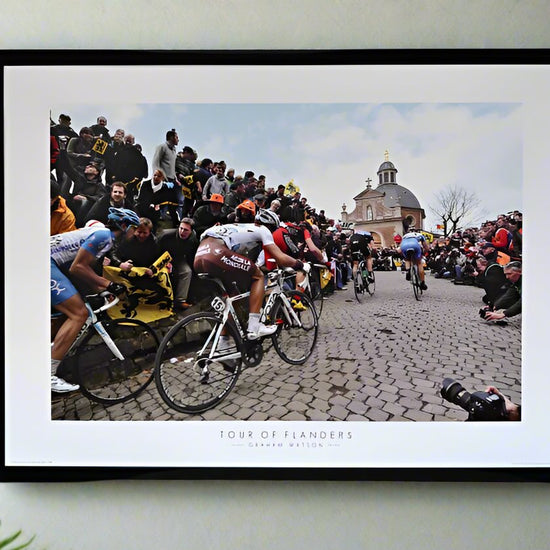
[50,207,139,392]
[398,228,430,290]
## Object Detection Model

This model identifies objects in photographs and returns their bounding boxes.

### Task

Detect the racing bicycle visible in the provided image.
[282,261,327,317]
[154,267,319,414]
[406,250,423,301]
[353,259,375,303]
[52,291,159,405]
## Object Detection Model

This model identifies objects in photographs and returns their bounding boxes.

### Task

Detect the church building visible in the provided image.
[340,151,425,248]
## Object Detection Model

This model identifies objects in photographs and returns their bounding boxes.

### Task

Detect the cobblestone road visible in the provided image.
[52,271,521,422]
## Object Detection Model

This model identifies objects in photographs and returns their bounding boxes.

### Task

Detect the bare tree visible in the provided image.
[430,185,485,237]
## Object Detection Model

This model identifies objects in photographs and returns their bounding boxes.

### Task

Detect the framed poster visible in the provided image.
[3,50,549,481]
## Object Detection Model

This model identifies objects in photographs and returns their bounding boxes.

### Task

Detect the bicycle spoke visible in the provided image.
[155,313,241,413]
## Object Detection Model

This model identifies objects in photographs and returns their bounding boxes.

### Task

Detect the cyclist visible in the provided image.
[265,218,323,299]
[50,207,139,392]
[398,227,430,290]
[194,203,308,339]
[349,230,374,284]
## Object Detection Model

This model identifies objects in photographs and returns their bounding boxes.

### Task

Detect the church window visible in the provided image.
[366,205,373,220]
[379,174,383,184]
[390,172,395,182]
[384,172,389,183]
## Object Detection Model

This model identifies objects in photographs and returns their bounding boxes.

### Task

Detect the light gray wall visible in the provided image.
[2,2,549,548]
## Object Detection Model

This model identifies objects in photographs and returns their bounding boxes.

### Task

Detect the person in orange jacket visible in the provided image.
[50,179,76,235]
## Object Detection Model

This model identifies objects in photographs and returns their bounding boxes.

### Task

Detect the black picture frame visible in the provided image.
[3,49,549,482]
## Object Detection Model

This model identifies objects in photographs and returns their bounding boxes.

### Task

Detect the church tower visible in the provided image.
[340,151,425,248]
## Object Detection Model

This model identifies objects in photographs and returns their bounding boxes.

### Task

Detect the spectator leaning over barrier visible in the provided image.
[105,217,160,276]
[484,261,522,322]
[158,217,199,310]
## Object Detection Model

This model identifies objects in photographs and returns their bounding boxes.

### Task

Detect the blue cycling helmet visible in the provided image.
[107,207,141,231]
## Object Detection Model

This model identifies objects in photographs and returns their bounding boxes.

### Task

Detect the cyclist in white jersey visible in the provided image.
[194,203,307,339]
[50,208,139,392]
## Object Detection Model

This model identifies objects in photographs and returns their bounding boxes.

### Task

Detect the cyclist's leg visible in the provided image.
[194,239,273,338]
[51,294,89,361]
[51,261,89,362]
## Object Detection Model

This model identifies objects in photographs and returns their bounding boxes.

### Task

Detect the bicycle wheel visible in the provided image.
[367,270,375,295]
[354,269,367,303]
[270,290,318,365]
[308,269,324,317]
[74,318,159,405]
[154,312,242,414]
[411,265,422,301]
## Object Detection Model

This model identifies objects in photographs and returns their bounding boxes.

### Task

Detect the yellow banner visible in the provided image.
[103,255,174,322]
[420,231,434,243]
[284,180,300,196]
[92,138,108,155]
[319,267,332,289]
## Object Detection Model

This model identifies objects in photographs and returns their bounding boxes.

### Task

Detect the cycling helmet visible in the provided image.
[107,207,140,231]
[255,208,280,231]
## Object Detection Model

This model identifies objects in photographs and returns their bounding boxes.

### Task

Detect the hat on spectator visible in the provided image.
[230,182,243,191]
[480,242,496,250]
[208,194,224,204]
[254,193,266,201]
[182,145,194,154]
[236,199,256,214]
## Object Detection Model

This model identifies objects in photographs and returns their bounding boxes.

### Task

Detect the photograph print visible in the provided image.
[5,59,548,471]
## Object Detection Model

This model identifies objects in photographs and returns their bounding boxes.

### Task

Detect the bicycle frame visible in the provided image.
[63,294,124,361]
[201,269,305,364]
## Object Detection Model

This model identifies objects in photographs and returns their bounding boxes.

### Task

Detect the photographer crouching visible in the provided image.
[441,378,521,421]
[483,261,522,322]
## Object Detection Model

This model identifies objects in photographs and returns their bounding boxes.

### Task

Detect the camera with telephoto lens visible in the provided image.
[440,378,508,421]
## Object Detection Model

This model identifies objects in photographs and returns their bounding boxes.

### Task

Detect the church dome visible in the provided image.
[377,183,422,209]
[377,161,397,173]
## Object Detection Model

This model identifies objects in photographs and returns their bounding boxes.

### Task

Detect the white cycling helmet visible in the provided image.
[255,208,280,230]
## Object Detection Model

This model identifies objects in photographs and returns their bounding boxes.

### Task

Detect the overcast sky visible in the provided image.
[55,102,522,231]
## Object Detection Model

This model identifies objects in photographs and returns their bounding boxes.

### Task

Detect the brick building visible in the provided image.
[340,151,425,248]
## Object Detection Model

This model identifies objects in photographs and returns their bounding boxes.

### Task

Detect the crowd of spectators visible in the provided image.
[50,113,348,309]
[50,113,522,320]
[424,212,523,322]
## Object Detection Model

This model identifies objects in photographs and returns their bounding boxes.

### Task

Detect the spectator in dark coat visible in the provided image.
[158,218,199,310]
[84,182,134,225]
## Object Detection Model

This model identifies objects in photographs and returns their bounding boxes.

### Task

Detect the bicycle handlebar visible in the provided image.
[85,291,121,314]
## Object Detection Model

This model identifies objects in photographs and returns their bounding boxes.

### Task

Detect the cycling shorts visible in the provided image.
[194,237,259,295]
[400,238,422,261]
[51,258,78,306]
[351,250,370,262]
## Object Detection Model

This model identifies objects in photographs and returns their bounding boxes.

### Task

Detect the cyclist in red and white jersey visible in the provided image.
[50,207,139,392]
[194,203,306,339]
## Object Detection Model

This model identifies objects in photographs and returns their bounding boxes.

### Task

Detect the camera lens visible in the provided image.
[441,378,472,410]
